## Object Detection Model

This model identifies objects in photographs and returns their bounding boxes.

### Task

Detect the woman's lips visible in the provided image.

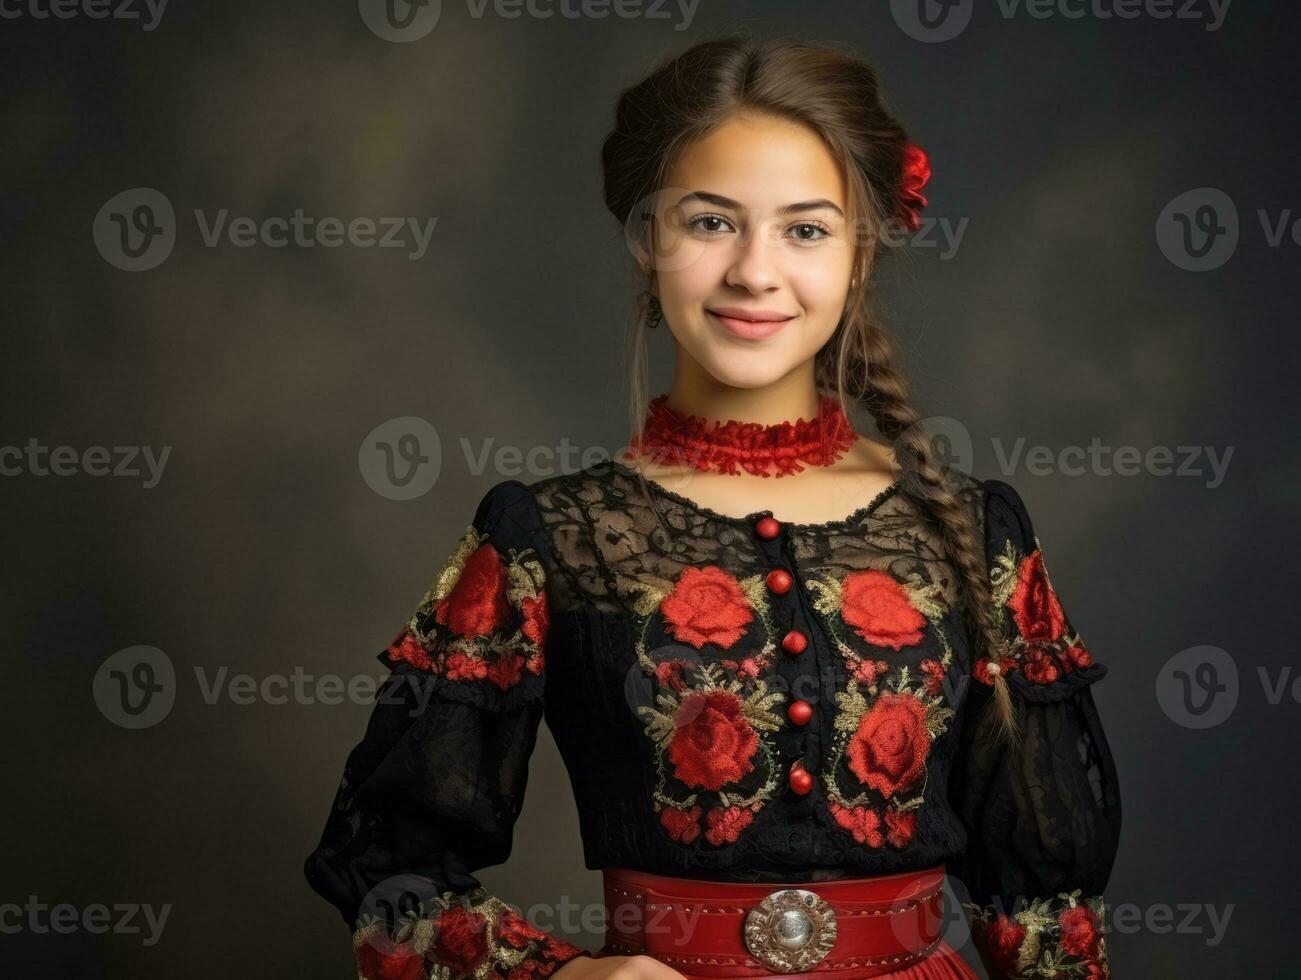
[707,309,796,340]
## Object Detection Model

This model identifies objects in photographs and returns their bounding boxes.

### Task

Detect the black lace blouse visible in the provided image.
[303,460,1121,979]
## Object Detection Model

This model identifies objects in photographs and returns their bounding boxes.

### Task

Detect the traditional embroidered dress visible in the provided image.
[304,460,1120,979]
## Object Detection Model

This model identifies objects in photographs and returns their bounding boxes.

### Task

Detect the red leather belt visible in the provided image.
[598,866,945,979]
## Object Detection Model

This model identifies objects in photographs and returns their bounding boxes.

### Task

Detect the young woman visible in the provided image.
[304,37,1121,980]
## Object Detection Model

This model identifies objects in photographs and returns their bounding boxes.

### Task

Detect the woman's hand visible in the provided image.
[551,953,688,980]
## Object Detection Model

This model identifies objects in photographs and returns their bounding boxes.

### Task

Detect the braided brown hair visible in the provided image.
[600,35,1018,741]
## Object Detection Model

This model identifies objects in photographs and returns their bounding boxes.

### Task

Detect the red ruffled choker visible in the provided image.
[627,393,858,477]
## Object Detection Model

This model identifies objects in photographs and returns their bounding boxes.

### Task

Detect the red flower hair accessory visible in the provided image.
[897,143,932,233]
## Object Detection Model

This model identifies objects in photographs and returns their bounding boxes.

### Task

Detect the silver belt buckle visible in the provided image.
[742,888,838,973]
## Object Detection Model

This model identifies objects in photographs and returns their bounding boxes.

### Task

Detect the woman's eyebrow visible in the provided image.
[674,190,844,218]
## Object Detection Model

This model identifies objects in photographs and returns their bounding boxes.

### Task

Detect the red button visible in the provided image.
[788,763,814,795]
[787,700,813,725]
[765,568,793,594]
[754,516,781,540]
[781,629,808,655]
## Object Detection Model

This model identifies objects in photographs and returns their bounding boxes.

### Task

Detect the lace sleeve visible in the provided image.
[303,480,595,979]
[948,480,1122,979]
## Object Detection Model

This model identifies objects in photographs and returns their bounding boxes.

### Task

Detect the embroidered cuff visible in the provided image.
[352,886,591,980]
[965,892,1110,979]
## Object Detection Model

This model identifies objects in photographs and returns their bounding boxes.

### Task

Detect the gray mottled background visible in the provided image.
[2,0,1297,976]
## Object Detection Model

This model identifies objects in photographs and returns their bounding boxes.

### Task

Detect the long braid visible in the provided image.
[832,308,1020,743]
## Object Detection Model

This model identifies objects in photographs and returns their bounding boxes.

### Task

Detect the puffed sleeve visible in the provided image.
[303,480,595,980]
[947,479,1122,979]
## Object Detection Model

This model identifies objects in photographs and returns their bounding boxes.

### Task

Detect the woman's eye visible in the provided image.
[686,213,732,235]
[789,222,831,242]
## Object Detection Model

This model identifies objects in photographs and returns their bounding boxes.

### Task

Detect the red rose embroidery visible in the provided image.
[1062,644,1094,670]
[983,915,1027,977]
[386,630,431,671]
[436,543,511,638]
[431,906,490,976]
[660,566,754,649]
[654,659,689,692]
[1008,550,1066,643]
[722,655,763,679]
[884,809,916,848]
[919,659,946,696]
[840,570,926,650]
[1058,905,1102,959]
[1023,650,1061,685]
[444,651,489,682]
[668,691,759,790]
[486,652,526,691]
[520,593,548,647]
[704,805,754,845]
[828,802,883,847]
[659,805,702,843]
[851,658,890,687]
[356,933,426,980]
[847,693,930,797]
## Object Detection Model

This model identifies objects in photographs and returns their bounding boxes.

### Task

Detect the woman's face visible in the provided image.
[642,111,861,390]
